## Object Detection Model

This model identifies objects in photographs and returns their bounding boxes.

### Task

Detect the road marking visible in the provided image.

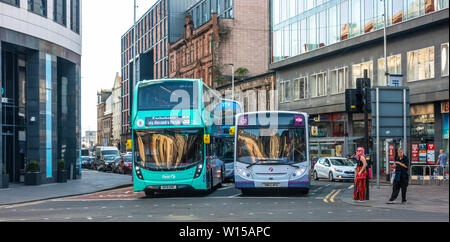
[330,189,342,203]
[218,186,233,191]
[323,190,337,203]
[348,185,354,190]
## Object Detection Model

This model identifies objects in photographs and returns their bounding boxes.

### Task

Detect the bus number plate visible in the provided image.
[263,183,280,188]
[160,185,177,190]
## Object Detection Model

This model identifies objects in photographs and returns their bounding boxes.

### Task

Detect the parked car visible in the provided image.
[118,154,133,174]
[313,157,357,182]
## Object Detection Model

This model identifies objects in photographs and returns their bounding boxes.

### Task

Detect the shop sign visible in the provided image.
[442,101,449,114]
[419,144,427,163]
[411,144,420,163]
[427,143,435,165]
[1,97,8,104]
[332,113,345,121]
[319,115,331,121]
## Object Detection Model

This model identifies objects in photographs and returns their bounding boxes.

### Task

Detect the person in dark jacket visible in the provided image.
[387,148,410,205]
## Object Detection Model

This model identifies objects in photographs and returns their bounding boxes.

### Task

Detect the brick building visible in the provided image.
[168,0,275,111]
[168,13,219,87]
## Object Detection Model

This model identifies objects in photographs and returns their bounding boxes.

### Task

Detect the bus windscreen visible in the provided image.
[134,129,204,170]
[138,81,198,111]
[236,127,307,165]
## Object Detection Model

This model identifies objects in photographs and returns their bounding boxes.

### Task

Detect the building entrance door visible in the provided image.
[1,49,27,183]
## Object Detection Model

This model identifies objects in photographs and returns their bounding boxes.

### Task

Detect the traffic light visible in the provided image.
[345,89,361,113]
[346,78,372,113]
[357,78,372,113]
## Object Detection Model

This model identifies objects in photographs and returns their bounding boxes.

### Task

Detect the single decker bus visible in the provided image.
[234,111,311,194]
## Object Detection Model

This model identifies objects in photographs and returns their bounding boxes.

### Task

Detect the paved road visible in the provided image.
[0,180,447,222]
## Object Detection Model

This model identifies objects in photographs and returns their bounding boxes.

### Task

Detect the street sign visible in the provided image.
[388,74,403,87]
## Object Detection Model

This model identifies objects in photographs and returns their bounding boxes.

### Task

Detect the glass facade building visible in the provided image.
[271,0,449,170]
[187,0,234,28]
[1,0,82,185]
[271,0,449,63]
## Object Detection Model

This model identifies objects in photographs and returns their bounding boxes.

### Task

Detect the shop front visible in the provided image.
[410,103,436,167]
[309,113,363,162]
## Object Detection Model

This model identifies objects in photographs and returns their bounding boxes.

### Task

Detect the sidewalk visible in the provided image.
[341,183,449,214]
[0,170,133,206]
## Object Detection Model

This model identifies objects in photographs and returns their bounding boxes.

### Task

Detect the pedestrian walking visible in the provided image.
[353,147,368,201]
[387,148,409,205]
[436,150,448,176]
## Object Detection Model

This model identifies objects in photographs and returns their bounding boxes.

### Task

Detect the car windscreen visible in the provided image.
[124,155,132,162]
[102,150,119,156]
[330,159,355,166]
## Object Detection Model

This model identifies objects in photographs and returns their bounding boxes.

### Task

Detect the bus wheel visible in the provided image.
[240,189,250,196]
[145,190,155,198]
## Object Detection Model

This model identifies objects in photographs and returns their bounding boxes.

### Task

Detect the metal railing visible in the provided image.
[409,165,449,186]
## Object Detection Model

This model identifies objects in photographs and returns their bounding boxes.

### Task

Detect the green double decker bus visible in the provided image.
[131,79,225,197]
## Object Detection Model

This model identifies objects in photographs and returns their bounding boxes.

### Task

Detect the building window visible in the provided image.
[377,54,402,86]
[350,0,362,38]
[53,0,66,25]
[28,0,47,17]
[340,0,349,41]
[0,0,20,7]
[392,0,404,24]
[70,0,80,33]
[310,72,327,98]
[352,61,373,88]
[407,46,435,82]
[279,80,290,103]
[328,5,338,45]
[364,0,374,33]
[270,0,449,64]
[442,43,449,77]
[307,14,317,51]
[329,67,348,94]
[294,77,307,100]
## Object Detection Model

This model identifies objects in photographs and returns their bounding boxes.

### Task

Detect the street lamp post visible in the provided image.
[224,64,235,101]
[383,0,389,86]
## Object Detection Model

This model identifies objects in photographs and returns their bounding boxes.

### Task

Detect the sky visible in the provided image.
[81,0,157,134]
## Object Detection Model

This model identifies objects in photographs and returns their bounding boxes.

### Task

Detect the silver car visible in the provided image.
[313,157,357,181]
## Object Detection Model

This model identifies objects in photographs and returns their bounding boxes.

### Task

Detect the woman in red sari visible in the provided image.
[353,147,368,201]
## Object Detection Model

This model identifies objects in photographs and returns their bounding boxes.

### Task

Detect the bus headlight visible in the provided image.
[292,167,307,178]
[237,167,252,178]
[194,164,204,179]
[135,166,144,180]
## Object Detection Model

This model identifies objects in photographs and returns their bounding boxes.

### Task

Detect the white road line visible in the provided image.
[348,185,354,189]
[218,186,233,191]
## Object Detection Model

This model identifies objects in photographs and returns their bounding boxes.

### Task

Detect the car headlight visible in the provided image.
[334,168,343,173]
[292,167,307,177]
